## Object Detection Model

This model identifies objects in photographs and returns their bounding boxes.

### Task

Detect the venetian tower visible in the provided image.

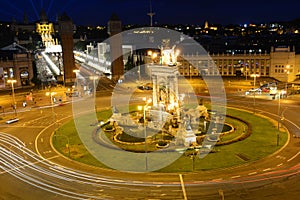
[36,9,55,47]
[58,12,76,86]
[107,13,124,81]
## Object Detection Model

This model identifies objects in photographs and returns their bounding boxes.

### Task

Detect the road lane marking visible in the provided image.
[287,151,300,162]
[212,178,223,182]
[113,179,125,183]
[193,181,204,184]
[231,175,241,179]
[263,168,272,172]
[248,172,257,175]
[129,188,142,192]
[179,174,188,200]
[277,163,283,167]
[43,150,52,154]
[276,155,286,160]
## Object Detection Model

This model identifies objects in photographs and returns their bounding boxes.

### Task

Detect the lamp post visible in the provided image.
[277,91,282,146]
[46,92,57,124]
[53,133,70,157]
[89,76,98,97]
[285,65,290,97]
[73,69,80,91]
[138,97,152,171]
[7,79,17,117]
[190,147,199,171]
[245,65,248,81]
[56,53,65,87]
[250,74,260,114]
[189,65,192,80]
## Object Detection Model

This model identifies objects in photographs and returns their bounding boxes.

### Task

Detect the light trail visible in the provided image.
[0,133,181,199]
[1,92,300,199]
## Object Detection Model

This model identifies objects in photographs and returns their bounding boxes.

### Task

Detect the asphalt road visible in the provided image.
[0,90,300,199]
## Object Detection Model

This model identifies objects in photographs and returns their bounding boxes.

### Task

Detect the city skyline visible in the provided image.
[1,0,300,26]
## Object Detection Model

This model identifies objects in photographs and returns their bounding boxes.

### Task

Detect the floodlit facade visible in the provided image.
[0,43,33,88]
[35,9,56,48]
[177,46,300,82]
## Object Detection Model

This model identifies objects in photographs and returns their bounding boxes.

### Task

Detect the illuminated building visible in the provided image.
[0,43,33,88]
[35,9,56,48]
[177,45,300,82]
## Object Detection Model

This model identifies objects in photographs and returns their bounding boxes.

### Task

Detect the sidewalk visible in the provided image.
[0,86,71,117]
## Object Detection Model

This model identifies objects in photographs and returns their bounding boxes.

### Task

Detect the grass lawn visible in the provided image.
[157,108,288,172]
[52,107,288,172]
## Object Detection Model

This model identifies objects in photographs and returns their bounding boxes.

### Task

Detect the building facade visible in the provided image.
[0,43,33,88]
[177,46,300,82]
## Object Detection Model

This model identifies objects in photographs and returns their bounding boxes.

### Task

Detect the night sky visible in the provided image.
[1,0,300,26]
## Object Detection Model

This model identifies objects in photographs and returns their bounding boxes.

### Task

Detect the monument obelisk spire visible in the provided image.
[147,0,155,26]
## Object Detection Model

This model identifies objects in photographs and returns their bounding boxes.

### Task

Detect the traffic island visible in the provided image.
[52,107,288,172]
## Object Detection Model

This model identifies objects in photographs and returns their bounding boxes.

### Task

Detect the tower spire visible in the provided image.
[147,0,155,26]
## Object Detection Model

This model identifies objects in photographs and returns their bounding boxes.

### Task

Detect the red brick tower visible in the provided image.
[58,12,76,86]
[107,13,124,80]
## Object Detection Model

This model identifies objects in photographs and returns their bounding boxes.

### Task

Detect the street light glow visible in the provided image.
[250,74,260,78]
[250,74,260,114]
[7,79,17,117]
[46,92,57,96]
[7,79,17,84]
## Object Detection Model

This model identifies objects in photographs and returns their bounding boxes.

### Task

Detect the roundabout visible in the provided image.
[1,84,300,200]
[52,104,288,173]
[1,26,300,199]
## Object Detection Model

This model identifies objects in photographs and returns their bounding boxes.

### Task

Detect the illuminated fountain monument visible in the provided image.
[148,40,198,147]
[109,39,210,149]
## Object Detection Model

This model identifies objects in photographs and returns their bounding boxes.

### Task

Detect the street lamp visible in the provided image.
[285,65,290,97]
[53,133,70,157]
[147,50,158,64]
[245,65,248,81]
[250,74,260,114]
[57,53,64,86]
[190,147,199,171]
[276,90,285,146]
[189,65,192,80]
[7,79,17,117]
[138,97,152,171]
[89,76,98,97]
[73,69,80,91]
[46,92,57,124]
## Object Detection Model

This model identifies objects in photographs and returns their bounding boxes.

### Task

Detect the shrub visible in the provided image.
[105,125,114,131]
[157,140,168,146]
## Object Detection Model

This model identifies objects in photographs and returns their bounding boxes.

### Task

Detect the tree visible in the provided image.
[31,60,41,87]
[125,54,135,71]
